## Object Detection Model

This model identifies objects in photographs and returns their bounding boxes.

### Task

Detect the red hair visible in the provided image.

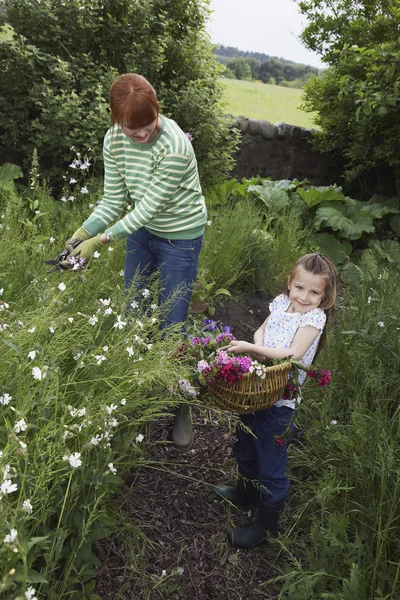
[110,73,160,129]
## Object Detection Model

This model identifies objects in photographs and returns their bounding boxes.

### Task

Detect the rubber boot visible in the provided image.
[213,470,260,507]
[171,404,193,451]
[227,499,283,549]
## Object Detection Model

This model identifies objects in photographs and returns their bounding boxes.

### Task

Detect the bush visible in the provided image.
[0,0,238,191]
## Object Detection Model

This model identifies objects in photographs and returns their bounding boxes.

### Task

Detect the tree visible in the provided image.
[0,0,238,190]
[226,57,252,80]
[298,0,400,199]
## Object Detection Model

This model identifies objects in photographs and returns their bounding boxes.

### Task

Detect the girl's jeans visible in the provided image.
[233,404,295,506]
[124,227,203,328]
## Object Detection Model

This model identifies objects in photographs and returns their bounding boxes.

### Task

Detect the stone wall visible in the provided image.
[230,116,344,187]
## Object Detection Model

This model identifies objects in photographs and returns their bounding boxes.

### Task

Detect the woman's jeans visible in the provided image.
[233,404,295,506]
[124,227,203,328]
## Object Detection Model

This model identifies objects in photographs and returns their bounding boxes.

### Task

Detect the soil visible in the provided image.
[95,293,288,600]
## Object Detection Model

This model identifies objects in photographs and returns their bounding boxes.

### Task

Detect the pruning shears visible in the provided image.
[44,239,82,273]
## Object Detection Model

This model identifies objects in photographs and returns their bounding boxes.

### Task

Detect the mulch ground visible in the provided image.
[95,293,292,600]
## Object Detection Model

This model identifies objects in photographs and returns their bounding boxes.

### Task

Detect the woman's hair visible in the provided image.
[288,253,339,354]
[110,73,160,129]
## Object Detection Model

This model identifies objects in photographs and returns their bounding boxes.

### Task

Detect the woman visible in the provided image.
[65,73,207,451]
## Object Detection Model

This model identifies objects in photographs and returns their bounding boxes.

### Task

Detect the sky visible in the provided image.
[206,0,323,69]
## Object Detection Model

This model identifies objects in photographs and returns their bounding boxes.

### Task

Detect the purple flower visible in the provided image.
[197,360,209,373]
[238,355,253,372]
[223,325,231,334]
[216,332,235,344]
[190,336,202,345]
[215,350,230,365]
[185,132,193,142]
[204,319,217,332]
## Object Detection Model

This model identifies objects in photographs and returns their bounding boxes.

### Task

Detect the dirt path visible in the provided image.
[95,294,287,600]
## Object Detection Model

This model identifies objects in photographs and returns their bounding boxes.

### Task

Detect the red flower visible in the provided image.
[274,437,285,447]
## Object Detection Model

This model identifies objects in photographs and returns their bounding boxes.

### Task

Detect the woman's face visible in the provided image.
[121,117,159,144]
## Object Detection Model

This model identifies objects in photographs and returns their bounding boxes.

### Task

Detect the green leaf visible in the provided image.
[214,288,231,296]
[28,536,49,550]
[315,205,375,239]
[297,185,346,209]
[2,339,21,354]
[0,162,23,185]
[313,233,352,264]
[14,566,48,584]
[389,215,400,236]
[90,595,103,600]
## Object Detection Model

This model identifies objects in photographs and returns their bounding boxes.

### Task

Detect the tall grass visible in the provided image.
[276,241,400,599]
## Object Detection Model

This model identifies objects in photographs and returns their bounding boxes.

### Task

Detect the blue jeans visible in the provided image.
[124,227,203,328]
[233,405,295,506]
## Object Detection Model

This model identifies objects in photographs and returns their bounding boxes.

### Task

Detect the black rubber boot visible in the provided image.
[227,499,283,548]
[171,404,193,451]
[213,470,260,507]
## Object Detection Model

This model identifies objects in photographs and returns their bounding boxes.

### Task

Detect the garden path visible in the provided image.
[96,293,288,600]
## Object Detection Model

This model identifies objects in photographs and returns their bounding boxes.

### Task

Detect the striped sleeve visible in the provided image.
[106,153,190,239]
[82,137,128,235]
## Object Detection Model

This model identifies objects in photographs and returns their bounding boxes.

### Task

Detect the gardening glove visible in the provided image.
[60,235,103,268]
[65,226,92,252]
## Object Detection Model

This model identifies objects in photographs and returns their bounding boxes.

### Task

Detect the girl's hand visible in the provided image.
[225,340,253,354]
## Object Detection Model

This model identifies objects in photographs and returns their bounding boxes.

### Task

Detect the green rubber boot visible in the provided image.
[171,404,193,451]
[213,470,260,507]
[228,499,283,549]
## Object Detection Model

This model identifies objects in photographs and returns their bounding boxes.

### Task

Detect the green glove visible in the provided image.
[66,226,92,250]
[61,235,103,268]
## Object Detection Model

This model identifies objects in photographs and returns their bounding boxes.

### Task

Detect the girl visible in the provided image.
[214,253,338,548]
[61,73,207,451]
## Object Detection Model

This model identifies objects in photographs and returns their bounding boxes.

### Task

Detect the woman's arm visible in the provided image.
[226,325,321,361]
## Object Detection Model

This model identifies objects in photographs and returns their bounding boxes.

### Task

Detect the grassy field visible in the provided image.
[219,78,318,129]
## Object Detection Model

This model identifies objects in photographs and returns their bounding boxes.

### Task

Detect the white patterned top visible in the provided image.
[264,294,326,409]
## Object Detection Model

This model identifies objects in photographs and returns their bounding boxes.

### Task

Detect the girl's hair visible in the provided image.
[110,73,160,129]
[288,253,339,354]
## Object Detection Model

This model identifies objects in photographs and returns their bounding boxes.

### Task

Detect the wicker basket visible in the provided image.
[205,361,292,413]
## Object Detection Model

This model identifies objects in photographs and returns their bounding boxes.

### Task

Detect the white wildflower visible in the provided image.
[0,288,3,296]
[378,321,384,327]
[135,320,144,328]
[113,315,127,329]
[108,463,117,475]
[147,343,153,350]
[49,326,55,333]
[49,237,55,245]
[142,288,150,298]
[330,420,338,425]
[130,301,139,309]
[93,251,100,259]
[80,186,89,194]
[0,393,12,405]
[105,404,118,415]
[126,347,134,357]
[207,220,212,226]
[99,298,110,306]
[135,433,144,443]
[108,246,114,253]
[14,419,27,433]
[120,398,127,405]
[1,479,18,495]
[68,452,82,468]
[88,315,98,326]
[4,528,18,543]
[28,326,36,334]
[104,307,112,316]
[150,303,157,310]
[119,270,124,276]
[68,317,74,323]
[58,282,66,292]
[22,499,33,514]
[28,350,36,360]
[94,354,107,365]
[32,367,44,381]
[25,586,37,600]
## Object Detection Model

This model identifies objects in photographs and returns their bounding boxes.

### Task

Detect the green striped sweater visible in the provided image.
[82,116,207,240]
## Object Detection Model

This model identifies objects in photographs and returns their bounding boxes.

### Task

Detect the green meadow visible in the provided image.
[219,77,318,129]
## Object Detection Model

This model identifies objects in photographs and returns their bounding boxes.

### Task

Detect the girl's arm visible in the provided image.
[253,317,269,345]
[226,325,321,361]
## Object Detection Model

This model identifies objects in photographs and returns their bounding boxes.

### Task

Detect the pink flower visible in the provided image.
[275,437,285,447]
[197,360,209,373]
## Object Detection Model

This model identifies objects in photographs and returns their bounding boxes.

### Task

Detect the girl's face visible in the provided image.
[287,266,326,313]
[121,117,159,144]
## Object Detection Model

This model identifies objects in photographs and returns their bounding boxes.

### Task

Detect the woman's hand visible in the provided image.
[61,235,103,267]
[65,226,92,251]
